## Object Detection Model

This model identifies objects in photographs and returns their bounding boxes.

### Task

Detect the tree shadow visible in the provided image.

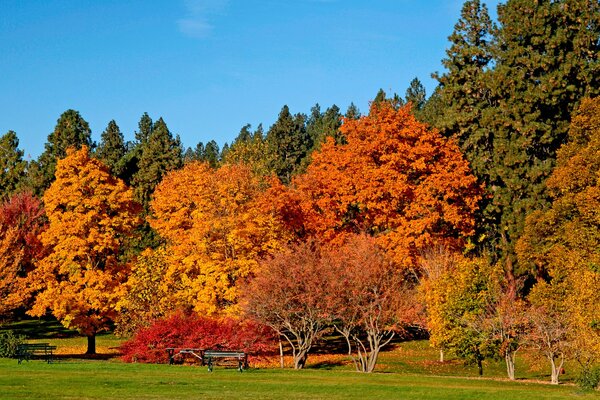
[0,316,79,339]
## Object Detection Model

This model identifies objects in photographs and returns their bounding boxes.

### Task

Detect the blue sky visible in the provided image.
[1,0,500,160]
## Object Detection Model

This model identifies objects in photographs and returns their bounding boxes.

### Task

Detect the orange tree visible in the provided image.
[269,101,481,271]
[150,161,286,316]
[29,146,141,354]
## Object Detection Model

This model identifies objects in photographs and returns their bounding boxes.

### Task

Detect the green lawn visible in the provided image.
[2,318,598,399]
[1,359,597,400]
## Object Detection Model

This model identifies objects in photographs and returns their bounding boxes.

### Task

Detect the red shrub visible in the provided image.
[120,312,277,363]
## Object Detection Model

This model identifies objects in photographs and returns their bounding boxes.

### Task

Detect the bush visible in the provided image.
[577,365,600,391]
[0,330,24,358]
[120,312,277,363]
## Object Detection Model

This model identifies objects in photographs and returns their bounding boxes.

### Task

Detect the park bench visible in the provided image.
[16,343,57,364]
[203,350,248,372]
[165,348,205,365]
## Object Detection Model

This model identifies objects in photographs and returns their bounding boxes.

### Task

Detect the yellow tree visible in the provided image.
[150,161,286,315]
[29,146,141,354]
[518,98,600,383]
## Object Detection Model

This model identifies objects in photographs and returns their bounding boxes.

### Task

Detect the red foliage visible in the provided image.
[120,312,277,363]
[0,191,47,269]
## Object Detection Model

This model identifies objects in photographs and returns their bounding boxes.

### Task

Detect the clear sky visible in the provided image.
[1,0,500,160]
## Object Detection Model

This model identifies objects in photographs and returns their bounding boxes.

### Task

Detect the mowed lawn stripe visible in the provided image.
[1,359,595,400]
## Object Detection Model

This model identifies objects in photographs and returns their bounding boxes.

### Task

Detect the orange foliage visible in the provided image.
[150,162,287,316]
[29,146,141,338]
[268,102,481,270]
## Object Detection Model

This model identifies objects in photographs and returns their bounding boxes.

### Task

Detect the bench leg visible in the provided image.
[207,357,213,372]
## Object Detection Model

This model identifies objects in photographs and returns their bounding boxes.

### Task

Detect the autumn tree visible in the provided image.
[115,247,172,336]
[0,192,47,317]
[243,241,330,369]
[518,98,600,382]
[223,124,273,177]
[440,257,502,376]
[0,131,27,200]
[150,162,285,316]
[324,235,422,372]
[279,101,480,270]
[29,147,141,354]
[419,245,461,363]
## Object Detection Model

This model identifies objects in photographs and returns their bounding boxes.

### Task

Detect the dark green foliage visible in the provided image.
[434,0,600,281]
[306,104,343,150]
[132,117,183,210]
[31,109,93,194]
[0,330,24,358]
[577,365,600,391]
[484,0,600,277]
[95,120,126,176]
[201,140,221,168]
[135,113,153,144]
[0,131,27,200]
[404,77,427,113]
[266,105,311,184]
[345,103,361,120]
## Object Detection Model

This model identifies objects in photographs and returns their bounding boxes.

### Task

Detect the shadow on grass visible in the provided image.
[0,316,79,339]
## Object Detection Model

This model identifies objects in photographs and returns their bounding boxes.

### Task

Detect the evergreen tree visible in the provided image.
[0,131,26,199]
[95,120,126,176]
[202,140,220,168]
[120,113,153,186]
[266,105,310,184]
[132,117,183,210]
[485,0,600,278]
[31,109,93,194]
[135,112,153,144]
[404,77,427,114]
[345,103,361,120]
[306,104,343,151]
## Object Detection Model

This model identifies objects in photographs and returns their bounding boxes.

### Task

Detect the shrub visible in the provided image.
[120,312,277,363]
[577,365,600,391]
[0,330,24,358]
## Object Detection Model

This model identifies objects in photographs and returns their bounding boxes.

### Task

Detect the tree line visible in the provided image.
[0,0,598,386]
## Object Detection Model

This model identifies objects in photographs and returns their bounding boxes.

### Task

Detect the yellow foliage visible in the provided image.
[29,146,141,336]
[150,162,287,315]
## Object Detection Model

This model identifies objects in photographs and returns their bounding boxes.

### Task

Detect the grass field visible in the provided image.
[1,318,598,399]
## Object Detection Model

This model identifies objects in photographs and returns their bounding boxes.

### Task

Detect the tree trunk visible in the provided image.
[549,354,564,385]
[294,350,308,369]
[439,349,444,363]
[86,334,96,355]
[477,358,483,376]
[505,351,516,380]
[279,339,284,369]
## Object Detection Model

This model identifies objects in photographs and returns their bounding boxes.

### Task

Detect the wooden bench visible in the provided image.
[165,348,204,365]
[16,343,57,364]
[203,350,248,372]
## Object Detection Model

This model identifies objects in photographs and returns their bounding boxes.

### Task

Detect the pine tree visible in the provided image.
[30,109,93,194]
[345,103,361,120]
[485,0,600,278]
[404,77,427,113]
[0,131,27,200]
[306,104,343,151]
[266,105,310,184]
[202,140,220,168]
[95,120,126,176]
[132,117,183,210]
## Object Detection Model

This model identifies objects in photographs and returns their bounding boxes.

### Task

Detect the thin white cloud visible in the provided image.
[177,0,228,39]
